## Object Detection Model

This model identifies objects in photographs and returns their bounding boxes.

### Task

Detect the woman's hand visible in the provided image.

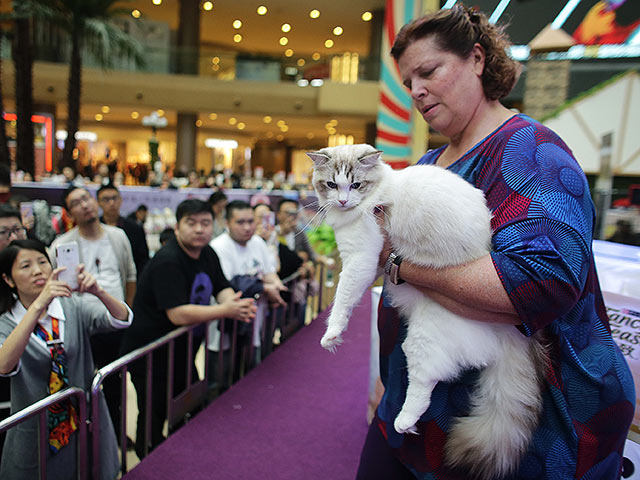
[32,267,72,311]
[75,264,103,296]
[374,206,393,268]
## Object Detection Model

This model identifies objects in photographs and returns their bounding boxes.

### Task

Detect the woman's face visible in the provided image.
[5,249,52,300]
[398,35,486,140]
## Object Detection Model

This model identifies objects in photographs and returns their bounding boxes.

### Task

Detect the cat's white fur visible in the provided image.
[309,144,548,480]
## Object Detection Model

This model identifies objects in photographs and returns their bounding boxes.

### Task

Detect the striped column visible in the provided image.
[375,0,422,169]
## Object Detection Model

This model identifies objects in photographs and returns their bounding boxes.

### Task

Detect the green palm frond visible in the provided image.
[82,18,145,69]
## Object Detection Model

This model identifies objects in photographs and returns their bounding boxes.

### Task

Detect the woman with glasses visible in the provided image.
[0,239,131,480]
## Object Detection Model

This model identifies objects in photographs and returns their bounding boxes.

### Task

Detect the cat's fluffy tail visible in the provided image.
[444,331,548,480]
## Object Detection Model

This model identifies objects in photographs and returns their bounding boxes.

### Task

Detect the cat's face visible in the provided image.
[308,144,383,210]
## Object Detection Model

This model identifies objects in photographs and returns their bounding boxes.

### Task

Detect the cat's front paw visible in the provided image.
[394,412,419,435]
[320,327,344,353]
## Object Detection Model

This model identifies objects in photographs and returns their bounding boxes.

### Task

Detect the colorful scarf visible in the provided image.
[33,316,79,454]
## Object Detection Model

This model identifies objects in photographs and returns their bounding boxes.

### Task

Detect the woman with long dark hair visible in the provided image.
[0,239,131,480]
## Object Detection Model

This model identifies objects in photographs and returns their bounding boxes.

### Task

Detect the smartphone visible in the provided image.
[20,202,34,227]
[56,242,80,290]
[262,212,275,230]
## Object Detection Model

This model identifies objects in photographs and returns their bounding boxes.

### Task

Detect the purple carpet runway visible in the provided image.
[124,296,372,480]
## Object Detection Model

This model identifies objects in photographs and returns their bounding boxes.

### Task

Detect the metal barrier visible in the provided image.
[1,258,337,479]
[0,387,88,480]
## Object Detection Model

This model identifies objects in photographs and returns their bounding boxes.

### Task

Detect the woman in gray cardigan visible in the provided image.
[0,239,132,480]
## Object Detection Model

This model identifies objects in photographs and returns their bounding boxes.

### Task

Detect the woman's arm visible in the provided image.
[77,265,129,321]
[0,268,72,374]
[397,255,520,325]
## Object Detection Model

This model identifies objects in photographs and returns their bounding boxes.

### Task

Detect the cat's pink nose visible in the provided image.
[339,200,347,206]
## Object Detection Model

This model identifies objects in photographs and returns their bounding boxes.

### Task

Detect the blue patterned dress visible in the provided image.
[375,114,635,479]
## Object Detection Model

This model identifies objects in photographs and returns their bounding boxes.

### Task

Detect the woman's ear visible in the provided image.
[471,43,486,76]
[2,273,15,289]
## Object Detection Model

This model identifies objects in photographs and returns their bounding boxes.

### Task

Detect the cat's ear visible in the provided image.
[307,152,330,166]
[359,150,383,167]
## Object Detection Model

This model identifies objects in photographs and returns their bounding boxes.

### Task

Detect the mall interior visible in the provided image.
[2,0,640,479]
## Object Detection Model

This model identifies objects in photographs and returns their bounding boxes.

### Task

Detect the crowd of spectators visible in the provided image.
[0,163,326,475]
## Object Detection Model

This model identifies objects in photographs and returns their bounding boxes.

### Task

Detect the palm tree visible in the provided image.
[57,0,144,169]
[11,1,35,175]
[0,26,12,167]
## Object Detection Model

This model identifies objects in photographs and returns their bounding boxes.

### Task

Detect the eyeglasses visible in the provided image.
[282,210,298,217]
[98,195,120,204]
[0,226,27,239]
[68,194,93,209]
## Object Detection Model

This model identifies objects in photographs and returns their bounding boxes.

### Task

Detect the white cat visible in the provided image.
[308,143,548,480]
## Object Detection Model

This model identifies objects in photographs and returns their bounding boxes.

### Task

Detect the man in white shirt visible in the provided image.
[50,185,137,446]
[208,200,286,389]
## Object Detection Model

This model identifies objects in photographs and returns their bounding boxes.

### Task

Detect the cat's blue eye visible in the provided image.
[327,181,337,189]
[351,183,361,189]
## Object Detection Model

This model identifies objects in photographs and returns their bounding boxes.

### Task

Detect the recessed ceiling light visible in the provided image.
[257,5,267,15]
[203,2,213,11]
[157,109,165,116]
[101,105,110,113]
[297,58,305,67]
[333,26,343,36]
[276,134,284,141]
[263,116,272,123]
[152,0,162,5]
[195,119,203,127]
[131,9,141,18]
[237,122,246,130]
[95,113,104,121]
[312,52,320,60]
[234,34,242,43]
[209,113,218,120]
[281,23,291,33]
[309,9,320,19]
[229,117,237,125]
[362,11,372,21]
[279,36,288,46]
[284,49,294,57]
[131,111,139,119]
[324,39,334,48]
[233,19,242,29]
[211,56,220,64]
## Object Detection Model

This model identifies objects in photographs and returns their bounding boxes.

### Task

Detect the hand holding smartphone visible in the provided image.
[56,242,80,290]
[20,202,34,230]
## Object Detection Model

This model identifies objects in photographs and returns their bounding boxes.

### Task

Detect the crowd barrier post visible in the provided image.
[0,387,88,480]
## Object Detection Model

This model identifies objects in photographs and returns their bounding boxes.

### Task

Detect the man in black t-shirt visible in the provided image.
[120,199,256,458]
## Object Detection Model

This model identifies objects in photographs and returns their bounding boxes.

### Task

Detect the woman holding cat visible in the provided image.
[358,4,635,480]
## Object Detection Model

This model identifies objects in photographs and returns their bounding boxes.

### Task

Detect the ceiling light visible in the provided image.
[237,122,246,130]
[324,39,334,48]
[234,34,242,43]
[212,56,220,64]
[131,111,139,119]
[333,26,343,36]
[361,11,372,21]
[257,5,267,15]
[195,119,203,127]
[309,9,320,19]
[101,105,110,113]
[152,0,162,5]
[209,113,218,120]
[297,58,305,67]
[279,36,289,46]
[203,2,213,11]
[131,9,141,18]
[229,117,237,125]
[233,20,242,29]
[157,109,165,116]
[212,64,220,71]
[284,49,294,57]
[280,125,289,132]
[281,23,291,33]
[266,132,274,138]
[312,52,320,61]
[263,116,272,123]
[95,113,103,121]
[276,134,284,141]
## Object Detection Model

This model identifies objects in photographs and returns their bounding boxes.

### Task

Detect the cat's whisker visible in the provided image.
[296,203,331,234]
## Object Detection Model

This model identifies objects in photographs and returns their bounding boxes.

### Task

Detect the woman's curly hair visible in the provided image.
[391,4,521,100]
